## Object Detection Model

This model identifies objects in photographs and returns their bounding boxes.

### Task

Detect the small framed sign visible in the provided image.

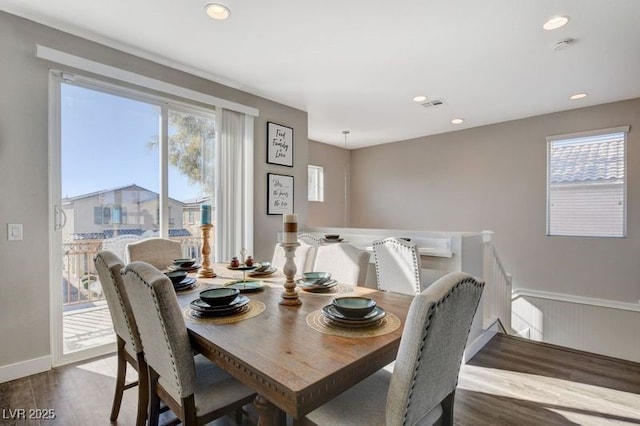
[267,173,294,215]
[267,122,294,167]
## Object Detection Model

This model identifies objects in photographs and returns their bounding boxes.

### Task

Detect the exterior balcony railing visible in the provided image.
[62,236,203,307]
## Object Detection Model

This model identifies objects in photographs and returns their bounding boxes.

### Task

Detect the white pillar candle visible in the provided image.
[283,213,298,243]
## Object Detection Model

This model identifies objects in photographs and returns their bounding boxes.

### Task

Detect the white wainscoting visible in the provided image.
[512,289,640,363]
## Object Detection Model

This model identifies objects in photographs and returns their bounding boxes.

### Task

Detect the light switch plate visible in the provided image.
[8,224,23,241]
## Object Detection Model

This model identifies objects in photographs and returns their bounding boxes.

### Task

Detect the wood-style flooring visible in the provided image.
[1,334,638,425]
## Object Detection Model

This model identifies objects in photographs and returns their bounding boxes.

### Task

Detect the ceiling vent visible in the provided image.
[421,99,445,108]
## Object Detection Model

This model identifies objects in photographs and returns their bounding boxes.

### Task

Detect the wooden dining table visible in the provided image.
[174,263,414,425]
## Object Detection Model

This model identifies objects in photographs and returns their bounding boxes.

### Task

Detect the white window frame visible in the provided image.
[308,165,324,202]
[546,126,629,238]
[45,47,257,366]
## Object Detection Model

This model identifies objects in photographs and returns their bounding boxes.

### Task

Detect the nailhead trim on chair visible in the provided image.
[401,277,485,425]
[373,238,421,294]
[126,265,184,399]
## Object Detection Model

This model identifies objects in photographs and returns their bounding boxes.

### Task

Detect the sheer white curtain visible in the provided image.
[215,108,254,261]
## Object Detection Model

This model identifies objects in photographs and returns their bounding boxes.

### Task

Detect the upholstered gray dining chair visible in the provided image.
[271,235,318,274]
[304,272,484,426]
[313,242,370,285]
[93,251,148,426]
[126,237,183,270]
[122,261,256,426]
[373,237,422,296]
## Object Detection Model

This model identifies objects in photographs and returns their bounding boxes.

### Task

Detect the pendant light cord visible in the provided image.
[343,130,350,228]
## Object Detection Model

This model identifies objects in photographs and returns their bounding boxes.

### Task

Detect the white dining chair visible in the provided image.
[101,234,141,263]
[313,243,370,285]
[271,235,318,274]
[122,261,256,426]
[304,272,485,426]
[126,237,183,270]
[93,250,148,426]
[373,237,422,296]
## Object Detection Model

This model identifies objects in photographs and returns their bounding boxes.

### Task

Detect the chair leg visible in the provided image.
[136,354,149,426]
[110,338,127,422]
[148,368,161,426]
[440,389,455,426]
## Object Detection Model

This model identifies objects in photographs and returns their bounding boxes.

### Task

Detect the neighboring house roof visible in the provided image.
[550,140,624,184]
[71,228,192,240]
[62,183,185,205]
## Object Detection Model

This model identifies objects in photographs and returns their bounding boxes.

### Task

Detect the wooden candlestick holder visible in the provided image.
[279,242,301,306]
[198,224,216,278]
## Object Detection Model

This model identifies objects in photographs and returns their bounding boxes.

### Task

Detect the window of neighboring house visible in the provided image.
[308,165,324,202]
[111,206,122,224]
[102,207,112,225]
[93,206,103,225]
[547,126,629,237]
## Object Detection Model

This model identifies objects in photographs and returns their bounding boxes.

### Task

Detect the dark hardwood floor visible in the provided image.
[456,334,640,425]
[1,334,638,425]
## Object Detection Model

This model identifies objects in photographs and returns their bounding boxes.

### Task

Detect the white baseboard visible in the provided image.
[464,326,498,363]
[0,356,51,384]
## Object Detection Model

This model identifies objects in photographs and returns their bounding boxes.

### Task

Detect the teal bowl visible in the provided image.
[199,288,240,306]
[165,270,188,285]
[332,297,377,319]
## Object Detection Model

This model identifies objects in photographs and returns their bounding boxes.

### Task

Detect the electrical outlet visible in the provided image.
[7,224,23,241]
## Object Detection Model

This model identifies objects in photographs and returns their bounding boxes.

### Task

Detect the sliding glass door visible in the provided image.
[50,73,215,365]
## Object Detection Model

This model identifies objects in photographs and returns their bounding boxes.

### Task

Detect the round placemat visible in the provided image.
[183,300,266,324]
[306,309,401,338]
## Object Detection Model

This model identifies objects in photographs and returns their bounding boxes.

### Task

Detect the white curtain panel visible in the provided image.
[216,108,254,261]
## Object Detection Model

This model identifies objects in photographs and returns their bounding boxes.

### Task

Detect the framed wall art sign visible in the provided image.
[267,173,294,215]
[267,121,294,167]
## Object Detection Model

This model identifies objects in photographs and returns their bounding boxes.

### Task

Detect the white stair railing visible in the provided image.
[482,231,513,333]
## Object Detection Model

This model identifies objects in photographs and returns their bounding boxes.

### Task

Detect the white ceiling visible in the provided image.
[2,0,640,149]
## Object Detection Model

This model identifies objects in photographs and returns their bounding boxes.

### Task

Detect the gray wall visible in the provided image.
[308,140,350,227]
[348,98,640,303]
[0,11,307,368]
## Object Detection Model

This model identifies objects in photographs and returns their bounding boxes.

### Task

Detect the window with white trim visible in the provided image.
[308,165,324,202]
[547,127,629,237]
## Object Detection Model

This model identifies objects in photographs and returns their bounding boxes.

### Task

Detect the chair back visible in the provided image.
[271,237,317,274]
[126,238,183,270]
[93,251,142,354]
[313,243,370,285]
[386,272,484,425]
[102,234,142,264]
[122,261,197,401]
[373,237,421,295]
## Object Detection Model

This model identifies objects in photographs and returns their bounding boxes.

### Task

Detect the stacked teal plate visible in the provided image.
[190,295,249,317]
[173,277,197,291]
[296,279,338,292]
[321,304,386,328]
[223,280,264,293]
[168,264,201,273]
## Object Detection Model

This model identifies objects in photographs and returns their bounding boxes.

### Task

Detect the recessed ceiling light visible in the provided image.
[451,118,464,125]
[543,16,569,30]
[413,95,427,103]
[205,3,230,20]
[570,93,588,100]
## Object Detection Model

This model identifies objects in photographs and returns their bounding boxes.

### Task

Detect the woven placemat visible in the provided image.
[183,300,266,324]
[306,309,401,338]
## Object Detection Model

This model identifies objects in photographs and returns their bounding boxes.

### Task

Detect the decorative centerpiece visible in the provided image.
[279,213,301,306]
[198,204,216,278]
